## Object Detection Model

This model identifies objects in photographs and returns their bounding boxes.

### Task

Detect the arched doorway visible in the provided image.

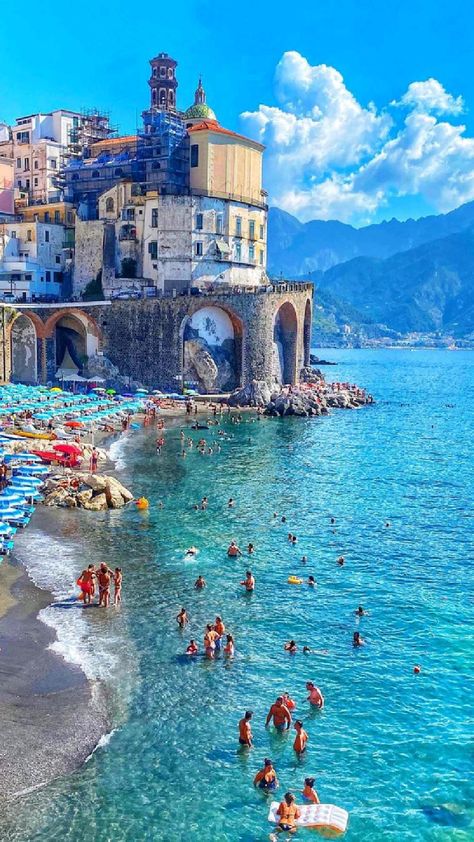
[55,314,87,376]
[10,315,37,383]
[273,302,298,385]
[182,306,243,393]
[303,298,312,367]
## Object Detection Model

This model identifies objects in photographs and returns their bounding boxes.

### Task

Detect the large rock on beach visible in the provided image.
[82,493,108,512]
[105,481,125,509]
[76,489,93,506]
[228,380,272,407]
[83,474,107,492]
[106,476,134,503]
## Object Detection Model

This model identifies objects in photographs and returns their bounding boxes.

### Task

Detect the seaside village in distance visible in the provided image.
[0,52,314,394]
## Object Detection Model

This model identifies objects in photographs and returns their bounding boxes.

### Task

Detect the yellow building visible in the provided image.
[188,119,265,208]
[17,201,75,227]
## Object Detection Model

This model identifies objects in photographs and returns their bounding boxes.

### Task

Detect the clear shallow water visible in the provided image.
[2,349,473,841]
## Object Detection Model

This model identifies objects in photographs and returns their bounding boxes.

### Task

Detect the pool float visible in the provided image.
[135,497,149,510]
[288,575,303,584]
[268,802,348,837]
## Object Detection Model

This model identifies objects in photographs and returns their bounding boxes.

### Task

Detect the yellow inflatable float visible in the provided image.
[288,575,303,585]
[268,802,348,837]
[135,497,149,510]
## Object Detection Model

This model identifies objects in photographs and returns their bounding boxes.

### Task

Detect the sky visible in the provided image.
[2,0,473,226]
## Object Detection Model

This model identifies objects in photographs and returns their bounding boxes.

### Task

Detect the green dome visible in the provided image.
[184,103,217,120]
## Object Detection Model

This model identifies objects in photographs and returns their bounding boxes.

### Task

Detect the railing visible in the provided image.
[190,188,268,211]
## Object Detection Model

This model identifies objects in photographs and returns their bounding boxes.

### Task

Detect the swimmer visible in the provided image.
[308,576,316,587]
[281,516,287,523]
[113,567,122,606]
[247,543,255,554]
[385,521,391,527]
[194,575,206,589]
[284,640,297,654]
[97,563,113,608]
[282,692,296,711]
[224,633,235,657]
[301,555,308,564]
[254,758,278,790]
[301,777,319,804]
[413,664,421,674]
[176,608,189,628]
[330,517,335,524]
[287,533,293,542]
[291,535,298,545]
[185,546,198,557]
[273,512,278,519]
[337,556,345,566]
[201,497,208,510]
[204,624,218,658]
[293,720,308,754]
[270,792,301,840]
[238,711,253,747]
[193,504,199,511]
[227,540,242,557]
[265,697,292,731]
[241,570,255,591]
[353,631,364,647]
[355,605,366,616]
[186,639,198,655]
[228,498,235,508]
[306,681,324,709]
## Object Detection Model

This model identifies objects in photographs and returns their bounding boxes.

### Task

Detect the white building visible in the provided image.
[0,221,66,301]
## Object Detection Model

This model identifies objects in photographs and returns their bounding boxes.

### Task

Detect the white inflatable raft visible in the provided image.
[268,802,349,837]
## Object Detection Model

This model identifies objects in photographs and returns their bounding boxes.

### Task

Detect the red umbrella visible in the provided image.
[53,443,83,456]
[64,421,84,429]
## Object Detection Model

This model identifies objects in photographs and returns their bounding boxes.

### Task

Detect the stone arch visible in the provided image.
[43,309,101,375]
[180,304,244,393]
[10,314,38,383]
[303,298,312,367]
[273,301,298,385]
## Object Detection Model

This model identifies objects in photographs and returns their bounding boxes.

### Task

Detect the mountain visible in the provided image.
[312,227,474,340]
[268,201,474,276]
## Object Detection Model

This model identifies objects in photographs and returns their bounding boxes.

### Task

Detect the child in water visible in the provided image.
[186,640,198,655]
[224,634,235,657]
[113,568,122,606]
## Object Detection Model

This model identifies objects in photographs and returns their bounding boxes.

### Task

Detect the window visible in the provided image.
[25,179,30,190]
[67,212,74,224]
[25,274,32,281]
[45,271,51,282]
[235,241,242,261]
[55,255,61,264]
[54,210,60,223]
[45,230,50,243]
[191,144,199,168]
[216,215,223,235]
[24,158,30,170]
[92,170,100,178]
[235,216,242,236]
[195,241,203,256]
[34,177,38,186]
[122,208,135,221]
[54,271,63,283]
[196,212,203,230]
[105,197,114,213]
[17,130,29,143]
[151,208,158,228]
[114,167,123,176]
[249,243,255,261]
[260,224,264,240]
[17,179,22,188]
[16,158,21,168]
[249,220,255,240]
[148,241,158,260]
[160,66,166,77]
[11,231,16,238]
[151,162,161,170]
[26,230,32,242]
[34,160,38,169]
[50,159,57,169]
[72,173,79,181]
[73,116,79,127]
[44,212,50,223]
[34,213,39,222]
[259,249,264,265]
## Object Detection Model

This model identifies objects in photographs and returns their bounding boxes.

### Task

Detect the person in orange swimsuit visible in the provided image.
[214,616,225,651]
[97,563,113,607]
[77,564,96,605]
[113,568,122,606]
[293,721,308,754]
[265,697,292,731]
[301,777,319,803]
[282,692,296,711]
[254,759,278,791]
[186,639,198,655]
[238,710,253,747]
[270,792,301,839]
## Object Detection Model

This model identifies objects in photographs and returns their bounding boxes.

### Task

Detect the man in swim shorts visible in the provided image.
[97,563,113,607]
[306,682,324,709]
[238,710,253,747]
[227,541,242,557]
[265,697,292,731]
[240,571,255,591]
[78,564,96,605]
[293,721,308,754]
[270,792,301,839]
[194,575,206,589]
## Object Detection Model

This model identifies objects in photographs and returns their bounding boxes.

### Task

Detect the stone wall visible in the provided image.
[9,284,313,389]
[73,220,104,293]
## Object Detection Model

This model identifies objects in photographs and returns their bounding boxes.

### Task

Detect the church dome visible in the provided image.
[184,102,216,120]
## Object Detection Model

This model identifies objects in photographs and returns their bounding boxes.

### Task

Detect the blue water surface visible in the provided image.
[2,349,473,841]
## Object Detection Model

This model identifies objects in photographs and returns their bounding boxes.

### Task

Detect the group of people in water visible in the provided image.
[77,563,122,607]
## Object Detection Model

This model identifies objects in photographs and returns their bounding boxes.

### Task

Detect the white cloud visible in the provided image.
[394,79,464,115]
[241,52,474,223]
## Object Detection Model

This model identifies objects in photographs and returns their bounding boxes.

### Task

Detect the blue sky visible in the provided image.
[2,0,473,225]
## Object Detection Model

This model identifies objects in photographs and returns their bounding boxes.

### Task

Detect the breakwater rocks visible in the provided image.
[228,379,374,416]
[43,473,134,511]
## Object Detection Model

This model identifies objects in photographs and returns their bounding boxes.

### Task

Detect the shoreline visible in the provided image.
[0,557,108,799]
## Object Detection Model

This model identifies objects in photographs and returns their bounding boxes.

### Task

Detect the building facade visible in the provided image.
[0,221,66,301]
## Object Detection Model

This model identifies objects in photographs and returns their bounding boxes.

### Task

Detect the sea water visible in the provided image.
[1,349,473,842]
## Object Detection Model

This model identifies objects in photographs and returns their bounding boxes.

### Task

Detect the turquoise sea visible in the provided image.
[2,349,474,841]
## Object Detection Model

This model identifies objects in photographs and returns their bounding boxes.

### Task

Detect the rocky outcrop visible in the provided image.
[265,383,374,416]
[228,380,272,407]
[300,366,325,382]
[184,340,219,391]
[42,473,133,511]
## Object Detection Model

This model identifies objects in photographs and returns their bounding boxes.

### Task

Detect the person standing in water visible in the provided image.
[238,711,253,748]
[293,721,308,755]
[113,568,122,606]
[227,541,242,557]
[270,792,301,840]
[176,608,189,628]
[254,759,278,790]
[240,571,255,591]
[77,564,96,605]
[194,575,206,590]
[265,697,292,731]
[301,777,319,803]
[306,681,324,709]
[97,563,113,607]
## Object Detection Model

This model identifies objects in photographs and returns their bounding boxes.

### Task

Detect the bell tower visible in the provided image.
[194,77,206,105]
[148,53,178,112]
